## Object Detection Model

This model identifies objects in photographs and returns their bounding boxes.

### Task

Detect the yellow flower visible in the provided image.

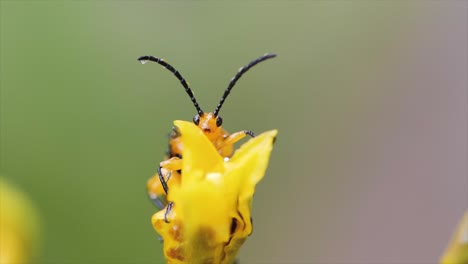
[440,211,468,264]
[152,120,277,264]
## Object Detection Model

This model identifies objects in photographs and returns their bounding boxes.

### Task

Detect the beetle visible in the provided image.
[138,53,277,221]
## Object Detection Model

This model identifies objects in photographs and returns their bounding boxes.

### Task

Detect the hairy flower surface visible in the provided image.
[152,120,277,264]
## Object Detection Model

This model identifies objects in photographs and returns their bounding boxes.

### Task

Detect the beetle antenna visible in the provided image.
[213,53,277,116]
[138,55,203,115]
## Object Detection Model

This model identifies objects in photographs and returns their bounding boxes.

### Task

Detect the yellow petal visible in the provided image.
[224,130,277,239]
[228,129,277,193]
[173,120,224,174]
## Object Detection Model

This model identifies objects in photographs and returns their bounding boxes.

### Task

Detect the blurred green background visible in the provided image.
[1,1,466,263]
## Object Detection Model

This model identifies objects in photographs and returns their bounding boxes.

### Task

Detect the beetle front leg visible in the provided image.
[224,130,256,145]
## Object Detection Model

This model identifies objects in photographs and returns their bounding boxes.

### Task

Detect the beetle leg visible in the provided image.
[224,130,256,145]
[160,156,183,171]
[157,157,182,194]
[164,202,174,223]
[157,166,170,195]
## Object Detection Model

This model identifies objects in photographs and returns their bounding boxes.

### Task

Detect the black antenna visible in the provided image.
[213,53,277,116]
[138,55,203,115]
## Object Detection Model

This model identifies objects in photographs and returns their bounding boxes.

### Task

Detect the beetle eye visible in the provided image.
[216,116,223,127]
[193,114,200,125]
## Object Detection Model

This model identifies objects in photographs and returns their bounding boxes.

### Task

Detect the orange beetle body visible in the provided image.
[139,54,277,217]
[169,112,236,159]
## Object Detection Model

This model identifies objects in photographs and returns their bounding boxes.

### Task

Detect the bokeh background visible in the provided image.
[1,1,466,263]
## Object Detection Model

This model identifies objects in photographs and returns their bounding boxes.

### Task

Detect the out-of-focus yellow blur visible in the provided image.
[0,178,40,264]
[440,212,468,264]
